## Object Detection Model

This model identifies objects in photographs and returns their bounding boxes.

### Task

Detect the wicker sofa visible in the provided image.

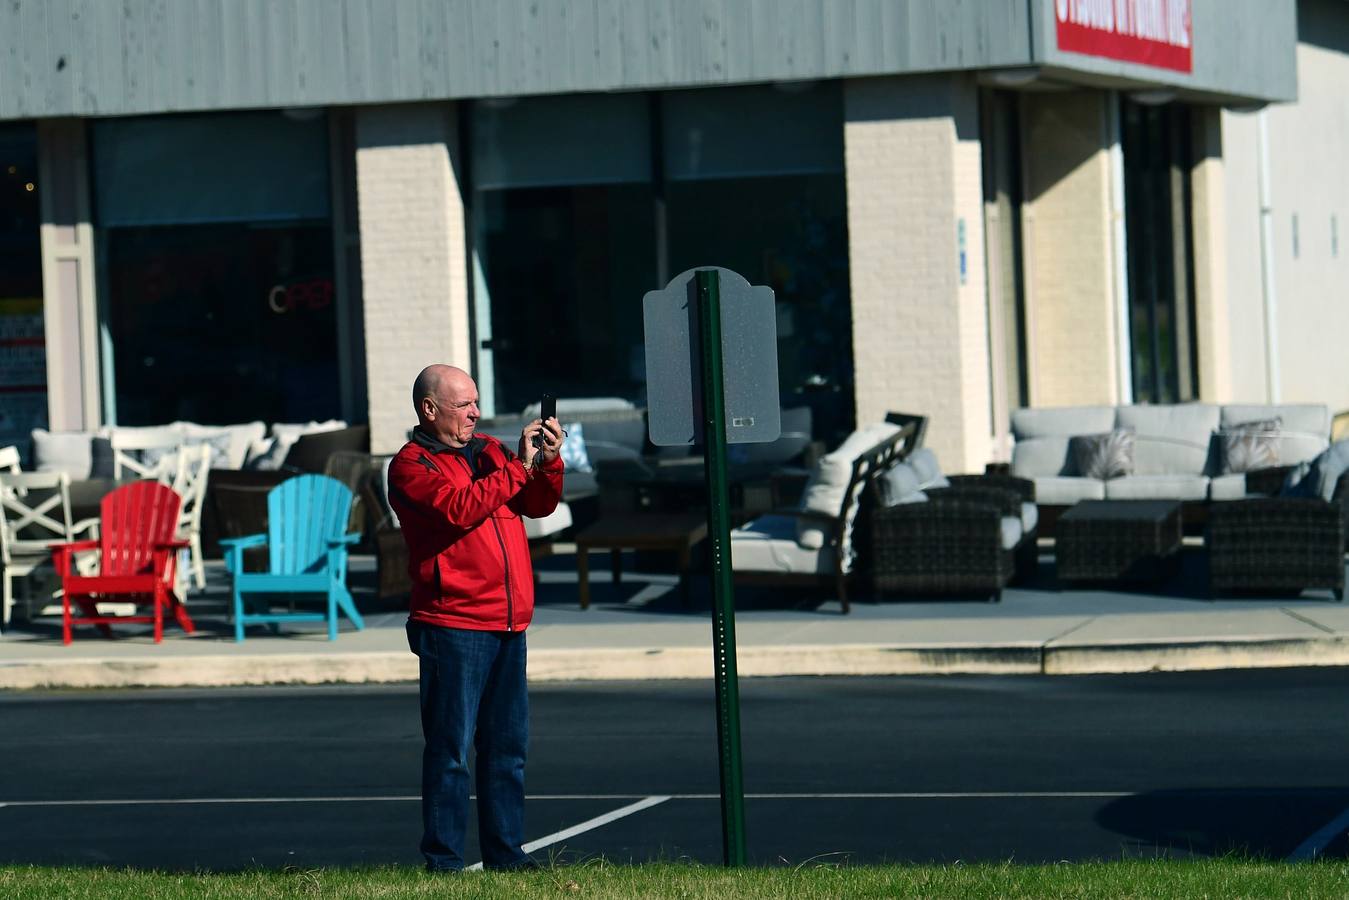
[1009,403,1333,530]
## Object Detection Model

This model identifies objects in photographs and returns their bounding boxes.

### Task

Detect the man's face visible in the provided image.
[425,380,480,447]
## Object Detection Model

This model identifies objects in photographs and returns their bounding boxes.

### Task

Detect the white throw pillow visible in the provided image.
[796,423,902,547]
[559,422,593,473]
[31,429,95,480]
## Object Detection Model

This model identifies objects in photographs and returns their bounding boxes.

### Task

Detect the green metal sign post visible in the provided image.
[694,268,747,866]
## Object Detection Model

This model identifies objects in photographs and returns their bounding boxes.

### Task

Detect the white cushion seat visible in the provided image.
[1000,516,1023,551]
[1208,473,1250,501]
[523,501,573,540]
[1103,474,1209,501]
[1020,501,1039,534]
[730,514,834,575]
[1033,477,1106,504]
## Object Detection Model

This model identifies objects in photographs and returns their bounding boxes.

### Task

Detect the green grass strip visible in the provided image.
[3,860,1349,900]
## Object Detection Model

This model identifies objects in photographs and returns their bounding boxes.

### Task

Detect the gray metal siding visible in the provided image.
[0,0,1033,120]
[1038,0,1298,103]
[0,0,1296,121]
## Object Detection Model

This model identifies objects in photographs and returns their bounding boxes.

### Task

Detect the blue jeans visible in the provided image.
[407,621,530,871]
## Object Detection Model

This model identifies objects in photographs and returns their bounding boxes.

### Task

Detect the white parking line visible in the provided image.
[0,790,1141,808]
[1288,805,1349,861]
[466,795,672,872]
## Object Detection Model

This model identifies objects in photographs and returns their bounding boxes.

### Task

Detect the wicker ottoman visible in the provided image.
[1057,500,1182,583]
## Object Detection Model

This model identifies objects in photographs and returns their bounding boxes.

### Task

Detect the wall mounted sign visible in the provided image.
[1055,0,1193,74]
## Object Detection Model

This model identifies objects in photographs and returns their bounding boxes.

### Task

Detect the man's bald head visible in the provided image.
[413,365,480,447]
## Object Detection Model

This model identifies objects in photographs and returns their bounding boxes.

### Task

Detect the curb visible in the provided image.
[3,637,1349,689]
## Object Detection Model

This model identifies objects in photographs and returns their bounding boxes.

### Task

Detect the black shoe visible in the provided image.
[424,865,464,875]
[484,857,542,872]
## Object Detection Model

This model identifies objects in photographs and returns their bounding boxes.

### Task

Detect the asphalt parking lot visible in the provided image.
[3,669,1349,869]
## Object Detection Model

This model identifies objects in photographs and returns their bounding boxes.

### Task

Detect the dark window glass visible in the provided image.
[93,111,339,426]
[1123,101,1198,404]
[104,223,339,425]
[0,123,46,455]
[478,185,657,412]
[666,174,852,444]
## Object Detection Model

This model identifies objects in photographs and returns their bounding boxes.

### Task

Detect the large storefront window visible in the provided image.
[471,84,852,440]
[0,124,46,457]
[663,84,851,442]
[93,111,339,425]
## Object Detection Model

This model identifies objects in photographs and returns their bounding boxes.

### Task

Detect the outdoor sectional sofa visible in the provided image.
[1009,402,1333,523]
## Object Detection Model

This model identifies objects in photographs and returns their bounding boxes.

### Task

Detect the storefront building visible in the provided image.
[0,1,1338,471]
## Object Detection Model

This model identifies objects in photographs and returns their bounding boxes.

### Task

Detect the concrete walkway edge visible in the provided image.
[5,636,1349,689]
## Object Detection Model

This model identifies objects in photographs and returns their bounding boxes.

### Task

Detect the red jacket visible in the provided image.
[388,428,564,632]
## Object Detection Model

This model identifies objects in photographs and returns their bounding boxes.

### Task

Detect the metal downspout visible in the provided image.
[1257,109,1281,403]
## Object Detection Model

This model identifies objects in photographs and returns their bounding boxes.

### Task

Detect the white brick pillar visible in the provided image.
[355,103,471,453]
[1020,91,1119,406]
[844,75,992,473]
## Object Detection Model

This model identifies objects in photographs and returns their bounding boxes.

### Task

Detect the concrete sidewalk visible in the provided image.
[2,548,1348,689]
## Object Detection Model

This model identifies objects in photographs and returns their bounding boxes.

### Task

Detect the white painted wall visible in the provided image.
[1223,27,1349,412]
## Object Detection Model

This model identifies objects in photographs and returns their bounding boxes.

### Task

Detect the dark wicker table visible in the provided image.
[1057,500,1182,583]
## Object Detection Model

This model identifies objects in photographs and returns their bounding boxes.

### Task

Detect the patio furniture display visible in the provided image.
[220,474,365,642]
[1207,499,1345,600]
[169,444,212,592]
[730,418,919,614]
[865,456,1038,602]
[1007,403,1333,533]
[573,512,708,609]
[1056,499,1182,584]
[51,481,192,645]
[0,471,74,630]
[1207,466,1348,601]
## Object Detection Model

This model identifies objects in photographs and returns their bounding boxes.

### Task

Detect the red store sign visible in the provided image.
[1055,0,1193,73]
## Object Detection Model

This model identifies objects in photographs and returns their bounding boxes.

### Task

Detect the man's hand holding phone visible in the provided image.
[519,394,563,469]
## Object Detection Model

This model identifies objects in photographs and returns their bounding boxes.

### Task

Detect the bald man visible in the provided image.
[389,364,564,872]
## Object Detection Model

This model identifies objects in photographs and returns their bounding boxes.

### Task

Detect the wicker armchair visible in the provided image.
[1207,467,1347,600]
[864,474,1037,602]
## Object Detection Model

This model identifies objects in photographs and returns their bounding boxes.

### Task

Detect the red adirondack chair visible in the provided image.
[51,481,194,645]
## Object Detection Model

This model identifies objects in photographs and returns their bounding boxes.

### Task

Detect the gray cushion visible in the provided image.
[731,514,835,575]
[1208,473,1249,501]
[1103,474,1209,501]
[908,448,944,486]
[1219,418,1282,474]
[1000,516,1022,551]
[877,462,922,507]
[1020,501,1038,534]
[1069,429,1135,479]
[1034,477,1106,504]
[1012,405,1116,439]
[30,429,94,481]
[1011,436,1072,478]
[1287,440,1349,503]
[1116,403,1219,476]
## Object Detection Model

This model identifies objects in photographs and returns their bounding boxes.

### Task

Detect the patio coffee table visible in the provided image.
[574,513,708,609]
[1057,499,1182,583]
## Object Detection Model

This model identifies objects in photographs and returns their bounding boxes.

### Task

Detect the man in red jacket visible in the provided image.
[389,364,564,873]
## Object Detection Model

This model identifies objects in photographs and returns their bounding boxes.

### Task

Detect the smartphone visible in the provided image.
[534,394,556,449]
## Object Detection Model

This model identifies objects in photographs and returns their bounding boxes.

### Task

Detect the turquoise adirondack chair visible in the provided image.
[221,475,364,642]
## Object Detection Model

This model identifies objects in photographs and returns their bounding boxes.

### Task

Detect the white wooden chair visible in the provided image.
[110,431,180,484]
[171,443,212,593]
[0,445,20,474]
[0,471,74,629]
